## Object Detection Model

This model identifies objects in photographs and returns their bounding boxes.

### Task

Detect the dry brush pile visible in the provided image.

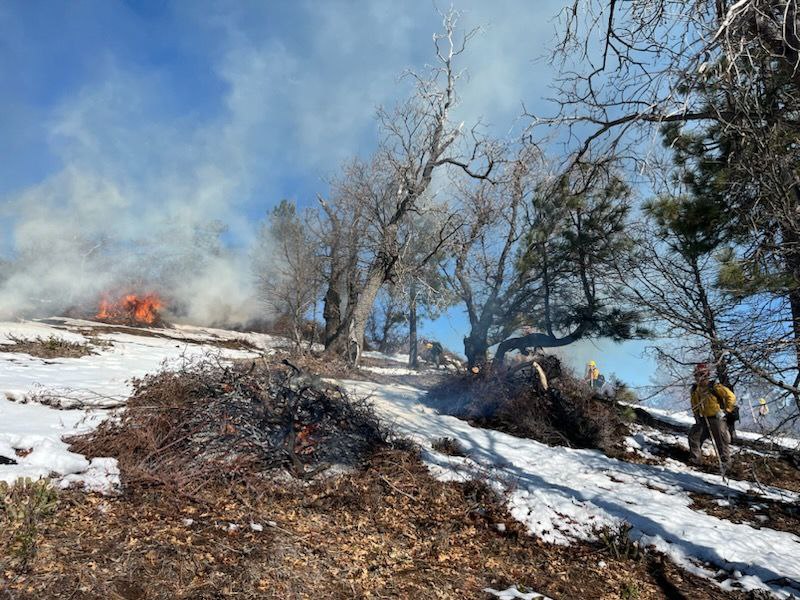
[0,335,96,359]
[428,356,627,455]
[69,358,402,500]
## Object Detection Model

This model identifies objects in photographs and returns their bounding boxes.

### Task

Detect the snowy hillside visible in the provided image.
[1,319,799,598]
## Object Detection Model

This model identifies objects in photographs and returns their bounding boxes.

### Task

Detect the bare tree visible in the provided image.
[365,285,408,354]
[254,200,322,352]
[447,153,532,368]
[319,8,495,362]
[618,207,739,389]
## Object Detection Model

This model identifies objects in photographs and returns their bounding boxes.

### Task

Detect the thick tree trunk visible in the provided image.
[322,277,341,349]
[408,284,418,369]
[464,329,489,369]
[325,269,384,361]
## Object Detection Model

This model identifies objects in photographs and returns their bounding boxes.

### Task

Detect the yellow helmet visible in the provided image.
[588,360,596,367]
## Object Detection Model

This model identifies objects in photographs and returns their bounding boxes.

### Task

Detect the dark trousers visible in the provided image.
[688,416,731,465]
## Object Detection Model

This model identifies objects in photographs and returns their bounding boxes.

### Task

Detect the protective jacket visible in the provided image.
[690,382,736,418]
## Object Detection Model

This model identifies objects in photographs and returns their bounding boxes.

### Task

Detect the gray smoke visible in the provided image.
[0,51,274,325]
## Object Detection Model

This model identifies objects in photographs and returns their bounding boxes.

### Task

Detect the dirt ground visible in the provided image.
[0,449,747,600]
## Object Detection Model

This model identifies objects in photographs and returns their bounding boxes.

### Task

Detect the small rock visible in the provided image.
[495,523,506,533]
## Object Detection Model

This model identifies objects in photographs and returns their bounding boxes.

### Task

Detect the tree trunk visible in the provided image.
[408,283,418,369]
[781,220,800,408]
[322,277,341,349]
[464,329,489,369]
[689,255,731,387]
[325,269,384,360]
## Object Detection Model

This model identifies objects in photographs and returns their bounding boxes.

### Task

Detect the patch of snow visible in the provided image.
[484,586,551,599]
[0,392,106,485]
[360,365,420,376]
[361,351,410,364]
[249,523,263,532]
[60,457,119,494]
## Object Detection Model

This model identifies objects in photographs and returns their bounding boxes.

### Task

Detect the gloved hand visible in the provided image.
[716,410,725,420]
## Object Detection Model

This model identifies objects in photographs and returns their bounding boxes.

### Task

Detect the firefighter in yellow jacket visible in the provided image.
[688,363,737,469]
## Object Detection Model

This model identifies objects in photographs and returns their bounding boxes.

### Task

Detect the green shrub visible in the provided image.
[620,581,641,599]
[595,522,642,561]
[0,478,59,571]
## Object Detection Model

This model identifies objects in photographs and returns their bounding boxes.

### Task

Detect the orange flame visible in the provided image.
[96,293,163,325]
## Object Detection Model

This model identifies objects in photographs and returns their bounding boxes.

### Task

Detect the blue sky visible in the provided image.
[0,1,656,386]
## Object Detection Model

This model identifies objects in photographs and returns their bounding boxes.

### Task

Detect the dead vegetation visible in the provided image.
[431,437,467,457]
[0,335,97,359]
[689,492,800,536]
[69,359,399,496]
[0,450,746,600]
[74,324,263,353]
[428,357,627,455]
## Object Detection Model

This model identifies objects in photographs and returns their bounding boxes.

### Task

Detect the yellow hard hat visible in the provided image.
[588,360,596,367]
[759,398,767,405]
[425,342,433,349]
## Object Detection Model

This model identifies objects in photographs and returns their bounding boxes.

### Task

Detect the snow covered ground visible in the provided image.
[0,318,280,489]
[2,322,799,597]
[636,404,800,451]
[339,377,800,598]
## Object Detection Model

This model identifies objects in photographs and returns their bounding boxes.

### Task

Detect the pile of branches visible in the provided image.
[70,358,398,499]
[428,356,625,453]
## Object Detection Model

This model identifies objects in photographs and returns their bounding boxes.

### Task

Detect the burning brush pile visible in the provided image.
[95,292,166,327]
[70,358,399,498]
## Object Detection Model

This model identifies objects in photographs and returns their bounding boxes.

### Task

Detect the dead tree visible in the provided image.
[254,200,322,352]
[320,8,495,362]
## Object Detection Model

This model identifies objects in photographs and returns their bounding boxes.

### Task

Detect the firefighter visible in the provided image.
[425,340,444,368]
[758,398,769,418]
[688,363,737,470]
[585,360,604,390]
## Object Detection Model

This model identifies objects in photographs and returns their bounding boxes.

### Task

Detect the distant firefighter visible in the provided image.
[584,360,605,390]
[421,339,444,368]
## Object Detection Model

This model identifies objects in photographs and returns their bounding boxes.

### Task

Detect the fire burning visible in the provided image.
[96,293,164,326]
